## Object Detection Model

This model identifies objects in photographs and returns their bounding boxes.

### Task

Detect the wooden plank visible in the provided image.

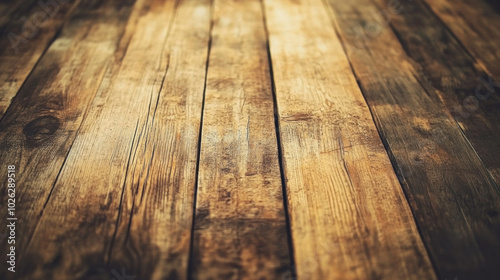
[323,0,500,278]
[421,0,500,78]
[263,0,436,279]
[0,0,80,119]
[369,0,500,184]
[0,0,38,27]
[108,0,212,279]
[411,0,500,181]
[0,0,138,278]
[189,0,291,279]
[15,0,185,279]
[0,0,60,29]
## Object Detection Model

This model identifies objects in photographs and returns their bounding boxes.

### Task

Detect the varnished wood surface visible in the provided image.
[0,0,499,279]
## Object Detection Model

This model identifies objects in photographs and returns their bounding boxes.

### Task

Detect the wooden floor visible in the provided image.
[0,0,499,279]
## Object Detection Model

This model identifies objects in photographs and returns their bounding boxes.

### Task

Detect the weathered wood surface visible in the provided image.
[0,0,499,278]
[0,0,40,27]
[0,0,80,119]
[190,0,291,279]
[15,0,184,279]
[421,0,500,79]
[371,0,500,185]
[263,0,435,278]
[109,0,211,279]
[0,0,137,279]
[323,0,500,278]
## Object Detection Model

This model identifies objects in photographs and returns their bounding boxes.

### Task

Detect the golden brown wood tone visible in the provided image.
[0,0,80,119]
[109,0,211,279]
[263,0,435,278]
[190,0,291,279]
[16,0,183,279]
[0,1,138,279]
[1,0,500,278]
[323,0,500,278]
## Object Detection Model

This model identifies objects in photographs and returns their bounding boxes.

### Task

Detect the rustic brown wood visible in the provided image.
[15,0,185,279]
[323,0,500,278]
[0,0,80,119]
[190,0,291,279]
[108,0,212,279]
[0,1,138,279]
[263,0,436,279]
[369,0,500,185]
[0,0,38,27]
[0,0,499,278]
[414,0,500,184]
[421,0,500,79]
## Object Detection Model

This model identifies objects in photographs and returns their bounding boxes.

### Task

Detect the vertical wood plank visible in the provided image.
[190,0,292,279]
[108,0,211,279]
[17,0,183,279]
[263,0,436,278]
[323,0,500,278]
[0,0,138,278]
[0,0,80,119]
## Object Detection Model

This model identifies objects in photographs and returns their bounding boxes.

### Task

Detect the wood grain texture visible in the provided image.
[190,0,291,279]
[324,0,500,278]
[0,0,40,27]
[0,0,137,278]
[421,0,500,78]
[263,0,435,279]
[0,0,498,278]
[0,0,80,119]
[16,0,183,279]
[108,0,211,279]
[369,0,500,184]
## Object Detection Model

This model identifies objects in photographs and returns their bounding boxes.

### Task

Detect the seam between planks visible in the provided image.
[107,120,141,264]
[19,0,180,271]
[0,0,82,123]
[319,0,441,277]
[407,0,500,188]
[260,0,297,276]
[452,118,500,190]
[368,0,500,192]
[105,0,184,266]
[187,0,215,278]
[22,62,114,256]
[20,0,145,253]
[415,0,489,76]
